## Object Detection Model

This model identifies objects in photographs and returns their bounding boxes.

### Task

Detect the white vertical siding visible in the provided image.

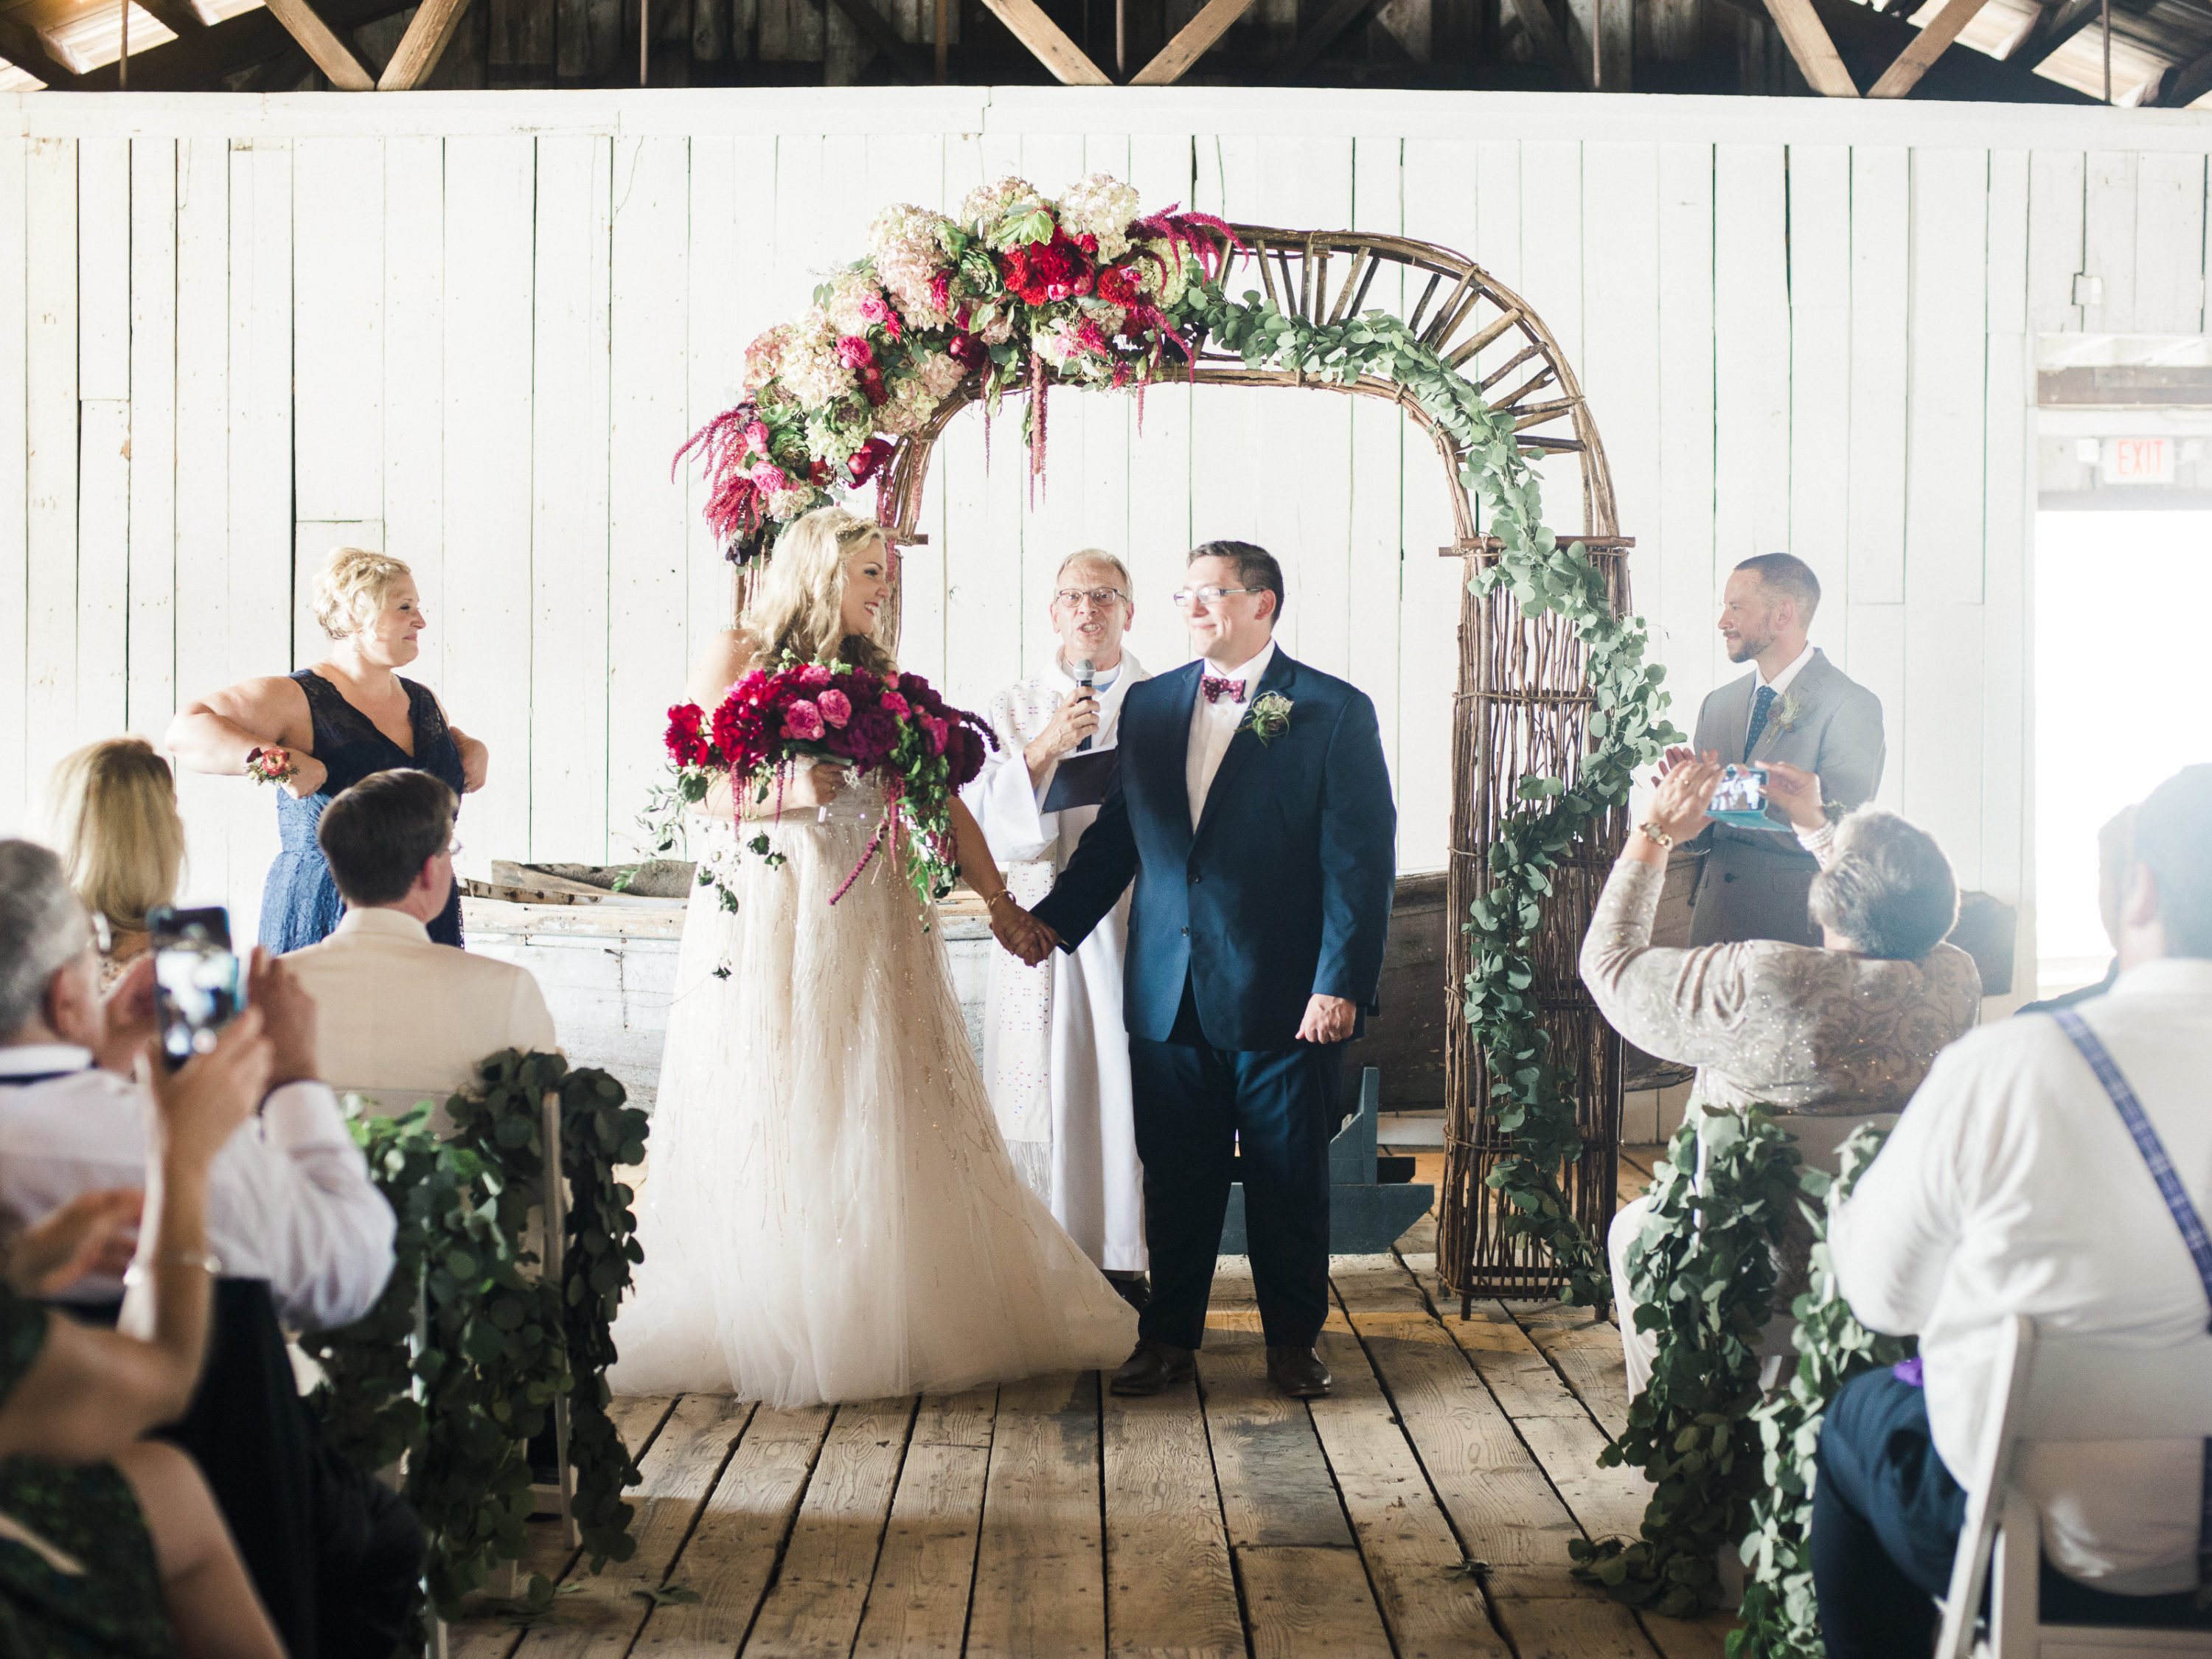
[4,89,2206,992]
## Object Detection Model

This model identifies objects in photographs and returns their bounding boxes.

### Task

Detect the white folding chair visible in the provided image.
[1935,1315,2212,1659]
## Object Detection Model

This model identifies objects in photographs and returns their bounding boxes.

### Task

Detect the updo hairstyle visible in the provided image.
[313,546,414,641]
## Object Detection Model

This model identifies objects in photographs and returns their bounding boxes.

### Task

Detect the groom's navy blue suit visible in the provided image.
[1032,644,1396,1351]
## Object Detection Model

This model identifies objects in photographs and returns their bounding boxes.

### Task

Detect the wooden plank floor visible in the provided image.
[451,1146,1737,1659]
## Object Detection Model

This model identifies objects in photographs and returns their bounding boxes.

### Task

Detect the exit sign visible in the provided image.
[2101,437,2174,484]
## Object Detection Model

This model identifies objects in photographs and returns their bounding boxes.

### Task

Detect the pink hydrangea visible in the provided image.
[818,688,852,728]
[782,700,826,740]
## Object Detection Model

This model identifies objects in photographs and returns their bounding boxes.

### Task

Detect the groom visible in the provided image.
[1022,539,1396,1399]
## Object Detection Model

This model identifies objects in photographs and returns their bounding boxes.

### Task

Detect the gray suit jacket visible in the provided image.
[1688,649,1885,947]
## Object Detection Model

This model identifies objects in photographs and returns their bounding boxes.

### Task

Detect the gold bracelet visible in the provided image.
[984,889,1018,910]
[122,1248,225,1285]
[1636,820,1675,849]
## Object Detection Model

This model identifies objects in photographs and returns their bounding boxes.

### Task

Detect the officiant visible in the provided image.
[963,551,1150,1307]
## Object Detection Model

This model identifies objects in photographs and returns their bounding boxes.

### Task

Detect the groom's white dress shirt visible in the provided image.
[0,1043,394,1330]
[283,907,559,1119]
[1832,957,2212,1595]
[1186,639,1276,829]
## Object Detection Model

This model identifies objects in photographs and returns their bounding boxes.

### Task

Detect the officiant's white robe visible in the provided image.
[962,653,1149,1273]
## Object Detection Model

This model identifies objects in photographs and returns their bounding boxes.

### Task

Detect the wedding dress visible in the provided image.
[608,779,1137,1406]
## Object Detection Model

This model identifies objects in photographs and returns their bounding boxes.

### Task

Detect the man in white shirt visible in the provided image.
[283,768,557,1116]
[0,837,412,1659]
[962,549,1150,1303]
[1813,764,2212,1656]
[1663,554,1885,947]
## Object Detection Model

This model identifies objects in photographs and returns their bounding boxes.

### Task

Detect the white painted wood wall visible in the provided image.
[4,88,2208,974]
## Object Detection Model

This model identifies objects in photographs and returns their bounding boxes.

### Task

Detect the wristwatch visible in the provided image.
[1636,820,1675,849]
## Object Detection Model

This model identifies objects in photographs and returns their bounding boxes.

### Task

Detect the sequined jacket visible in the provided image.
[1580,853,1981,1117]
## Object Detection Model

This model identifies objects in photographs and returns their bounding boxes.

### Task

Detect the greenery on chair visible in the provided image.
[302,1049,650,1621]
[1569,1105,1803,1614]
[1732,1124,1910,1658]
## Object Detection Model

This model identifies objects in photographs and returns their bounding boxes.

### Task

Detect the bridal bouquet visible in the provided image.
[661,659,995,917]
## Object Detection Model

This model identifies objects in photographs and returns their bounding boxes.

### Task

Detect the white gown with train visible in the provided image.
[608,780,1137,1407]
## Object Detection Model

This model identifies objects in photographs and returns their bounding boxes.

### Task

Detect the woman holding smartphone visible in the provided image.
[166,547,487,951]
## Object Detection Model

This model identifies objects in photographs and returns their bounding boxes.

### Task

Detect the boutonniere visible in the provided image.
[1239,692,1294,747]
[1771,692,1804,736]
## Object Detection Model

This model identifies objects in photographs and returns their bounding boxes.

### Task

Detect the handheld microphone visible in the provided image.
[1073,658,1096,751]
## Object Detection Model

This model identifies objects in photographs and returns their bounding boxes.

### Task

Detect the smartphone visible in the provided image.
[1707,765,1772,829]
[147,905,246,1068]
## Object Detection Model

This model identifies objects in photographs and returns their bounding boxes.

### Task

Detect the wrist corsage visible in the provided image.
[246,746,299,787]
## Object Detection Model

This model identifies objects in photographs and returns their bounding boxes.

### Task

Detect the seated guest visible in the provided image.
[1583,757,1980,1396]
[1815,765,2212,1658]
[0,875,288,1657]
[37,737,187,990]
[283,769,557,1115]
[2015,803,2135,1015]
[0,840,415,1659]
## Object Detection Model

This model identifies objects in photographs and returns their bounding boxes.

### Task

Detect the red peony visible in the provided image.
[666,703,714,768]
[1096,263,1144,307]
[1004,234,1094,305]
[947,332,985,369]
[847,437,896,487]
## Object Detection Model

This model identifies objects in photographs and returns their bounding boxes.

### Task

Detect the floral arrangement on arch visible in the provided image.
[676,174,1237,563]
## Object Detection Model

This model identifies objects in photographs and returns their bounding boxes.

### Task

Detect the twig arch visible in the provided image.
[845,222,1635,1300]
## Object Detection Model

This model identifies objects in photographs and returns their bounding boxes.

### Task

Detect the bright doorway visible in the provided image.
[2033,507,2212,997]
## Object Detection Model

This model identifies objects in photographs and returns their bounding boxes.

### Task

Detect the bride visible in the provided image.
[609,506,1138,1406]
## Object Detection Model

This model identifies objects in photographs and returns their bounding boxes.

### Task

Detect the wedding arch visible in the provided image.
[681,181,1675,1304]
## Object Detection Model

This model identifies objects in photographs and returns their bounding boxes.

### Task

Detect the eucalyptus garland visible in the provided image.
[1175,274,1680,1304]
[1732,1124,1909,1659]
[303,1052,650,1621]
[1568,1105,1803,1615]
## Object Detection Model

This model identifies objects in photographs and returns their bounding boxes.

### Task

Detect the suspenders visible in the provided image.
[2053,1008,2212,1595]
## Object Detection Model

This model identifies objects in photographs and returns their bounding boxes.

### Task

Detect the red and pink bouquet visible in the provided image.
[661,658,995,916]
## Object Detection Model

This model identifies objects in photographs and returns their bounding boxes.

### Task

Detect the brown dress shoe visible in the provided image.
[1110,1339,1196,1396]
[1267,1346,1332,1398]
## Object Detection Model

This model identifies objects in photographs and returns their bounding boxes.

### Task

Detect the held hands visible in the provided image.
[1759,761,1827,831]
[1298,994,1357,1045]
[1026,686,1102,770]
[990,898,1061,967]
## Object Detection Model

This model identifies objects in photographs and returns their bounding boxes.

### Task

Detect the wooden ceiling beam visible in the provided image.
[822,0,931,81]
[0,13,92,85]
[131,0,211,32]
[1867,0,1988,95]
[1267,0,1385,81]
[1997,0,2098,63]
[1760,0,1860,94]
[375,0,476,86]
[1130,0,1256,83]
[976,0,1108,82]
[2154,45,2212,104]
[71,0,414,88]
[1500,0,1586,88]
[258,0,375,84]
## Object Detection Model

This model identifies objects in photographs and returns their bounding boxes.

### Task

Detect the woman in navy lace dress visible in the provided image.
[167,547,488,950]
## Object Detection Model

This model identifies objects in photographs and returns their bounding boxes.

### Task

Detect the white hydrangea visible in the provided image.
[868,204,956,330]
[824,268,893,339]
[778,308,856,407]
[960,175,1048,238]
[804,408,869,467]
[1133,236,1197,307]
[1057,173,1141,262]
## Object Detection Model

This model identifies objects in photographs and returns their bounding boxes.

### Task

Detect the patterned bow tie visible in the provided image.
[1201,675,1246,704]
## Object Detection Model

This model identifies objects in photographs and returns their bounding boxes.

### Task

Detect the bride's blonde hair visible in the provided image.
[741,506,897,675]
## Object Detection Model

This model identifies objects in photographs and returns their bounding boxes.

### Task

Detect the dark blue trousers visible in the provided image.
[1127,986,1341,1352]
[1813,1368,2211,1658]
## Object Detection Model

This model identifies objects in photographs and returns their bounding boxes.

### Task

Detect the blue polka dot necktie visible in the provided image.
[1745,684,1778,759]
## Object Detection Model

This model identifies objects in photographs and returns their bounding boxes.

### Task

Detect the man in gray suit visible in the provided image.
[1666,553,1885,947]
